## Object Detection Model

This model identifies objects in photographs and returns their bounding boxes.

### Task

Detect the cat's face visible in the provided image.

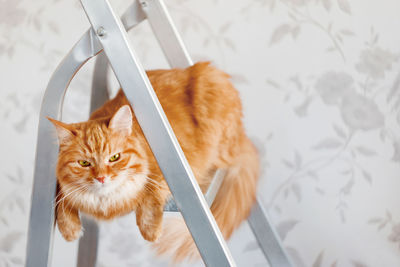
[49,106,149,207]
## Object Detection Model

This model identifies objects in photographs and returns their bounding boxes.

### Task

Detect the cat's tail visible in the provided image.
[153,137,259,262]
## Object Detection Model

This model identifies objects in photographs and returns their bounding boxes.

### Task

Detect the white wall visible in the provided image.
[1,0,400,266]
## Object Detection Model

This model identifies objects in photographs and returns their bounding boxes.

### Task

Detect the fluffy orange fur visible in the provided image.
[49,62,259,262]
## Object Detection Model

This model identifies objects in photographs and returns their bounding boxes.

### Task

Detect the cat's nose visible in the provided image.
[95,177,105,184]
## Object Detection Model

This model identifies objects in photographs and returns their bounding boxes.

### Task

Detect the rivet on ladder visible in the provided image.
[96,27,106,37]
[140,1,148,8]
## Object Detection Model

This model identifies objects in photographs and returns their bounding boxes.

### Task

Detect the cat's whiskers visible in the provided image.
[55,180,89,211]
[118,168,161,187]
[69,184,89,206]
[144,178,165,191]
[144,184,157,195]
[55,186,84,209]
[67,186,90,214]
[123,170,167,190]
[146,176,168,189]
[141,171,164,179]
[54,191,64,206]
[128,173,165,191]
[53,180,84,205]
[59,187,84,218]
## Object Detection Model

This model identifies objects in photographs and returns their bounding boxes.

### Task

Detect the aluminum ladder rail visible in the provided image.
[25,0,293,266]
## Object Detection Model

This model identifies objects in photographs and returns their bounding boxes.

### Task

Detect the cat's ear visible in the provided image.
[46,117,76,144]
[109,105,132,135]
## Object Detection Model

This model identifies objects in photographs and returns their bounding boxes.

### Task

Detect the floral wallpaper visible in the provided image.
[1,0,400,266]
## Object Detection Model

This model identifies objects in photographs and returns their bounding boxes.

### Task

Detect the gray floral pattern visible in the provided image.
[315,71,354,106]
[340,92,384,131]
[356,47,397,80]
[1,0,400,266]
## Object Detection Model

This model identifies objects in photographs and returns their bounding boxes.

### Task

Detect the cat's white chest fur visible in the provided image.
[74,173,147,216]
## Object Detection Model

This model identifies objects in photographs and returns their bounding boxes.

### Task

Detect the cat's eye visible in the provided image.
[78,160,91,167]
[109,153,120,162]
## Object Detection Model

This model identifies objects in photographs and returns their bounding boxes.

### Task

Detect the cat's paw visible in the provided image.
[138,220,162,242]
[57,221,82,241]
[136,205,163,242]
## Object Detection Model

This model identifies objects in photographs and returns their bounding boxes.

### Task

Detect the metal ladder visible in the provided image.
[25,0,293,266]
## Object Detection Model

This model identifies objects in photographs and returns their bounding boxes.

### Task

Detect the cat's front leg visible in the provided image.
[56,202,82,241]
[136,189,165,242]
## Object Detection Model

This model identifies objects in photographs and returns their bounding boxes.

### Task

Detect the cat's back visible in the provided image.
[91,62,243,137]
[147,62,242,128]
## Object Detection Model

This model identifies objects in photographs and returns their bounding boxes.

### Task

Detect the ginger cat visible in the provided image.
[49,62,259,262]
